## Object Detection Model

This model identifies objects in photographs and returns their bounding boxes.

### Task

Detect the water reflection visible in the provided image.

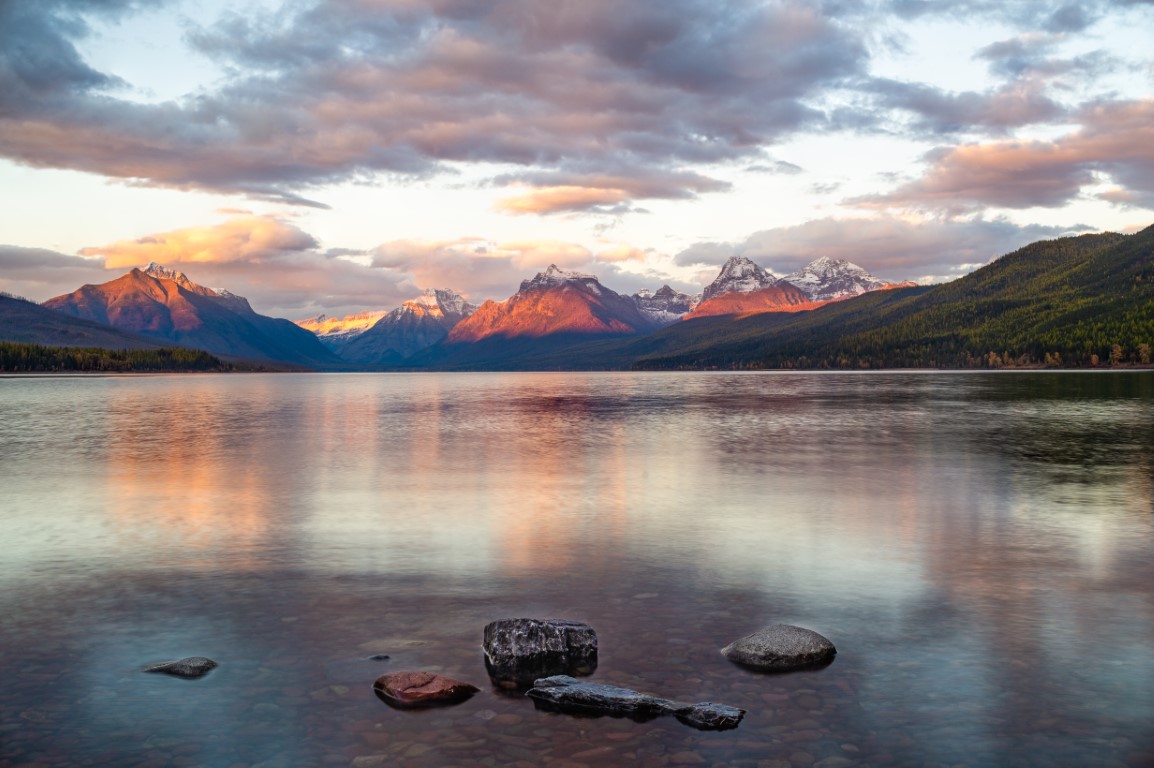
[0,372,1152,767]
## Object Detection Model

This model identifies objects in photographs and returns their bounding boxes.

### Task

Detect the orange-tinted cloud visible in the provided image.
[596,244,648,263]
[82,215,318,268]
[855,99,1154,213]
[496,186,629,215]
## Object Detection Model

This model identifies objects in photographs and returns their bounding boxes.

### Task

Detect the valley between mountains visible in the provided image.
[3,226,1153,371]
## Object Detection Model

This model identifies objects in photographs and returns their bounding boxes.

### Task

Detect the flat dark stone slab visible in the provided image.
[483,618,598,688]
[143,657,218,679]
[527,675,673,720]
[721,624,836,672]
[527,675,744,731]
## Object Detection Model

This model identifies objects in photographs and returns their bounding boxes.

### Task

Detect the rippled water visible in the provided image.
[1,371,1152,768]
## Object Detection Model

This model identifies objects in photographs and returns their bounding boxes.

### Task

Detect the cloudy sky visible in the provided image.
[1,0,1152,319]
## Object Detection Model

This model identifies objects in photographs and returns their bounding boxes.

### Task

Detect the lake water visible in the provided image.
[1,371,1152,768]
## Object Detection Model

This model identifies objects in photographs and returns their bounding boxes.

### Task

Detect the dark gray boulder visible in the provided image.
[721,624,836,672]
[483,618,597,688]
[143,656,218,679]
[526,675,744,731]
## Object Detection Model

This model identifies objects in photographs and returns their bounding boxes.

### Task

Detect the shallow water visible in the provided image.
[1,371,1152,768]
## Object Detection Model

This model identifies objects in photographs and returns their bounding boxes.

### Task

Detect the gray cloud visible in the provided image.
[0,0,867,208]
[885,0,1105,28]
[0,245,108,298]
[672,216,1096,283]
[866,78,1066,135]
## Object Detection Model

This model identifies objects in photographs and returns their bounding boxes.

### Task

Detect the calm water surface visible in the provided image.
[1,372,1152,768]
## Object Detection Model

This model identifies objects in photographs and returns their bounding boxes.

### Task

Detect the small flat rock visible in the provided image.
[373,671,479,708]
[721,624,836,672]
[143,657,218,679]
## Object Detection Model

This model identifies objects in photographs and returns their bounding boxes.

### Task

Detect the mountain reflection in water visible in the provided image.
[0,372,1151,767]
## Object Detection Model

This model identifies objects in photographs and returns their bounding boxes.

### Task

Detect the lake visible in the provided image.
[1,371,1152,768]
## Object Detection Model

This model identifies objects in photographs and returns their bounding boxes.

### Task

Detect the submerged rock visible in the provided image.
[526,675,744,731]
[721,624,836,672]
[143,656,218,679]
[483,618,598,688]
[373,671,479,708]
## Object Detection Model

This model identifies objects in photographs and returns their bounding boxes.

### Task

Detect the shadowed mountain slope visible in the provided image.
[1,293,163,350]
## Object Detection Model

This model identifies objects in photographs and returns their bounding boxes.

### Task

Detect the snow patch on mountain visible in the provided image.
[782,257,896,301]
[632,285,700,326]
[401,288,476,319]
[143,262,195,287]
[702,256,779,300]
[519,265,601,294]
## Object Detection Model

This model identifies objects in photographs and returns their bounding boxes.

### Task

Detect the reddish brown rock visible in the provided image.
[373,671,479,708]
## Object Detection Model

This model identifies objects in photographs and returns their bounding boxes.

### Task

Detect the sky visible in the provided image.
[1,0,1152,319]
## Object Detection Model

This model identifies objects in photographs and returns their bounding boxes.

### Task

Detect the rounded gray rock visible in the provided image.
[720,624,836,672]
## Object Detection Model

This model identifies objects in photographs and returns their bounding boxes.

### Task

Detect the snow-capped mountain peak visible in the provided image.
[631,284,700,326]
[143,262,196,288]
[142,261,250,307]
[519,264,601,294]
[701,255,779,300]
[401,288,476,319]
[782,257,895,301]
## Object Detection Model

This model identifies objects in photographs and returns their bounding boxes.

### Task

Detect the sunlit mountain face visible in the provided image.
[446,265,657,343]
[42,264,339,368]
[295,310,391,348]
[687,283,819,319]
[687,255,912,319]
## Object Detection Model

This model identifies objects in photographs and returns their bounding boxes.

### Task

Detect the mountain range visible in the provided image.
[38,263,339,369]
[4,229,1150,370]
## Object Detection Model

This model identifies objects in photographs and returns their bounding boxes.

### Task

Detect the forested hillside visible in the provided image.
[0,342,229,372]
[629,228,1154,370]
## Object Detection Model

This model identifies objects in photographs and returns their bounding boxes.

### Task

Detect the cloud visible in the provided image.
[493,168,731,214]
[68,215,409,318]
[81,215,319,268]
[852,99,1154,214]
[370,237,602,299]
[496,186,631,215]
[746,160,804,175]
[868,78,1066,134]
[0,0,866,209]
[673,215,1095,282]
[673,241,740,267]
[0,245,108,299]
[595,244,649,263]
